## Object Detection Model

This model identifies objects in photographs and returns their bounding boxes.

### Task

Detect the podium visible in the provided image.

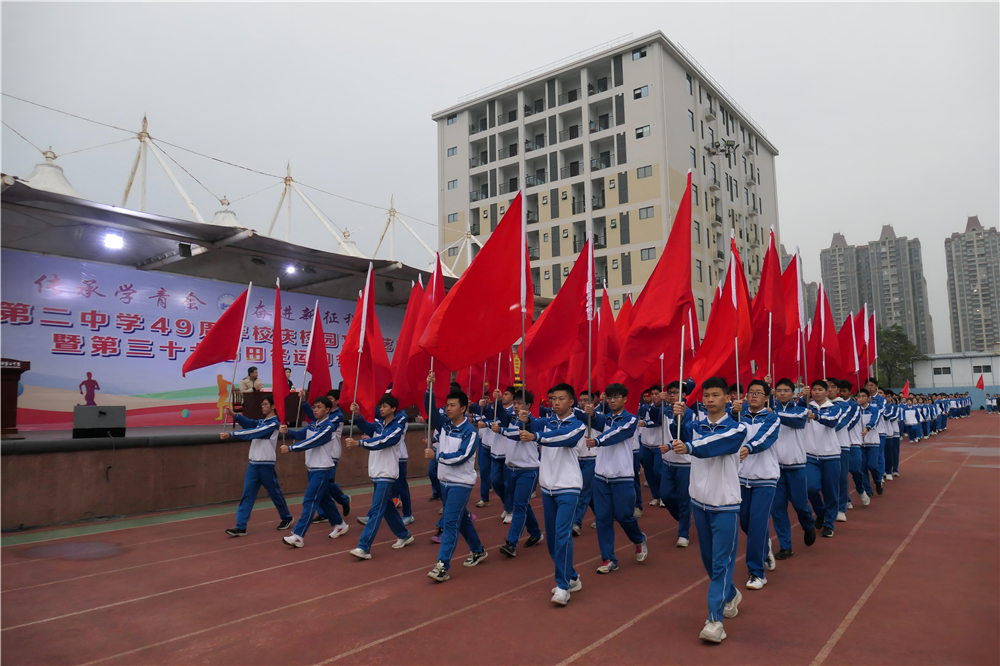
[1,358,30,440]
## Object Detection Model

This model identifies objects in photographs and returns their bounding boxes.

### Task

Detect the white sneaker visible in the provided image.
[551,587,570,606]
[860,492,870,506]
[893,471,899,477]
[282,534,304,548]
[723,589,742,618]
[676,537,690,548]
[356,516,369,525]
[884,474,893,482]
[699,620,726,643]
[765,541,776,571]
[836,512,847,523]
[500,511,509,521]
[349,547,371,560]
[503,514,512,524]
[846,501,854,510]
[633,507,643,518]
[530,491,537,499]
[648,498,660,507]
[391,535,415,549]
[590,521,597,529]
[552,577,583,594]
[746,574,766,590]
[328,523,349,539]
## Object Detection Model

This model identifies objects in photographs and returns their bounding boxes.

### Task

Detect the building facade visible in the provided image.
[819,225,934,355]
[913,352,997,408]
[432,32,780,335]
[945,216,1000,353]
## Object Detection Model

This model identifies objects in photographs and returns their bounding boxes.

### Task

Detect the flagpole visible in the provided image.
[659,352,665,446]
[735,336,741,396]
[349,265,373,440]
[767,312,772,383]
[295,299,319,428]
[586,244,594,438]
[224,282,253,433]
[426,358,434,451]
[519,190,527,418]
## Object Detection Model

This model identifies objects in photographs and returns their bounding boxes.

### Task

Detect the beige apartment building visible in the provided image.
[432,32,780,334]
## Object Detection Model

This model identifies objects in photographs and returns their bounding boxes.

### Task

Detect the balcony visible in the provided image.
[743,143,754,155]
[587,78,609,96]
[526,210,538,224]
[712,214,723,228]
[534,283,541,296]
[592,195,606,211]
[573,239,585,253]
[525,173,547,187]
[714,249,725,265]
[469,155,486,168]
[560,163,585,179]
[705,107,717,121]
[470,190,487,202]
[497,110,518,125]
[708,178,721,191]
[594,233,607,249]
[498,145,518,159]
[498,179,519,195]
[558,88,582,105]
[572,200,586,215]
[590,154,615,171]
[748,207,758,218]
[470,222,481,236]
[528,246,540,260]
[589,116,613,133]
[525,137,546,152]
[594,276,608,291]
[749,237,761,249]
[469,118,487,134]
[745,174,757,186]
[558,124,583,142]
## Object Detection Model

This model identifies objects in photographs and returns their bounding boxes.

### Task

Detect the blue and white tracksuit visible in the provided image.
[352,411,411,551]
[638,403,663,503]
[524,413,586,591]
[230,414,292,530]
[302,402,351,516]
[500,416,543,548]
[859,403,882,491]
[831,398,857,513]
[286,412,343,537]
[484,402,516,513]
[647,404,694,540]
[769,400,814,550]
[736,409,779,579]
[590,409,646,564]
[844,400,866,496]
[805,400,841,531]
[572,407,599,530]
[677,412,749,622]
[429,414,483,569]
[884,402,901,475]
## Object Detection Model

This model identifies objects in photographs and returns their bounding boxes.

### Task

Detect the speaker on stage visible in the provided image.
[73,406,126,438]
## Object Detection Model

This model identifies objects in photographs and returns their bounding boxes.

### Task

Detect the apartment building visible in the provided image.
[819,225,935,355]
[945,215,1000,353]
[432,32,780,334]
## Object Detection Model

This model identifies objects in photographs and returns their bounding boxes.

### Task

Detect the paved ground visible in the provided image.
[2,413,997,665]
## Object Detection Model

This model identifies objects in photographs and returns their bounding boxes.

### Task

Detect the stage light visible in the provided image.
[104,232,124,249]
[285,265,296,274]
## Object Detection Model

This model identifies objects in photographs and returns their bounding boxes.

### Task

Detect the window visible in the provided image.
[693,220,701,244]
[974,365,993,373]
[933,367,951,375]
[544,271,550,280]
[695,259,703,282]
[563,266,570,276]
[692,184,699,206]
[688,110,695,131]
[745,187,749,205]
[612,259,619,269]
[448,247,459,257]
[447,179,457,190]
[686,74,693,95]
[708,127,715,144]
[562,229,569,238]
[447,213,458,223]
[614,300,620,310]
[634,85,648,99]
[702,156,707,175]
[635,125,651,139]
[447,147,457,157]
[632,47,646,60]
[637,165,652,179]
[710,162,717,180]
[446,115,457,125]
[697,298,705,321]
[543,232,549,242]
[687,147,695,169]
[639,206,654,219]
[742,156,748,173]
[641,247,656,261]
[700,120,704,139]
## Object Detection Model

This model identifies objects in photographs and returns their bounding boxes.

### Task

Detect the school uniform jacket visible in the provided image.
[232,414,281,464]
[287,413,341,470]
[736,409,780,486]
[524,413,586,494]
[432,417,480,488]
[860,404,882,446]
[572,406,599,460]
[831,398,856,450]
[805,400,842,461]
[772,400,809,469]
[677,413,749,512]
[500,416,541,470]
[353,411,407,482]
[590,410,639,482]
[646,404,694,467]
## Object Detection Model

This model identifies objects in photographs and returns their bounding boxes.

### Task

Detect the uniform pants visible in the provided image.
[437,483,482,569]
[543,491,579,591]
[235,462,292,530]
[886,436,900,474]
[838,449,851,512]
[428,458,442,499]
[807,457,840,531]
[632,450,643,508]
[390,460,412,519]
[357,479,410,551]
[692,506,739,623]
[478,445,493,503]
[770,467,814,550]
[639,447,662,501]
[659,463,691,539]
[572,457,596,528]
[593,476,645,564]
[877,434,887,478]
[293,467,339,538]
[739,485,775,579]
[505,468,541,545]
[861,446,880,492]
[849,447,866,495]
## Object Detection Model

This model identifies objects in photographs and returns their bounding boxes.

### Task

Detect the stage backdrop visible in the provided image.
[0,249,404,429]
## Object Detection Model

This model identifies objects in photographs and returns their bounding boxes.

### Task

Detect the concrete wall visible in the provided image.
[1,430,431,531]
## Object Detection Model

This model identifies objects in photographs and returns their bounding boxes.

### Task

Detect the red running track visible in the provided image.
[2,413,997,665]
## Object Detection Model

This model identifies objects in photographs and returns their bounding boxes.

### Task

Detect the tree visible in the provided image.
[875,324,927,388]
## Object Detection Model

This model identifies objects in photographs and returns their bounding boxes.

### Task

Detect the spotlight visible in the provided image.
[285,265,296,274]
[104,232,124,250]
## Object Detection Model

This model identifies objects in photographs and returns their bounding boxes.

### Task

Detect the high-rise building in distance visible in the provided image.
[945,216,999,353]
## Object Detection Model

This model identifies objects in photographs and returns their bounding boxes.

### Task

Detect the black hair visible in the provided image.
[858,388,870,397]
[547,387,556,394]
[665,380,681,391]
[247,366,258,375]
[446,391,469,409]
[649,384,662,393]
[775,377,796,390]
[702,377,729,394]
[728,383,741,394]
[327,389,341,400]
[605,382,629,398]
[748,379,770,396]
[865,377,879,387]
[551,382,576,402]
[260,393,274,405]
[826,377,840,385]
[580,390,598,400]
[810,379,828,390]
[313,396,333,409]
[514,390,535,406]
[839,379,853,391]
[378,394,400,410]
[504,385,517,396]
[284,367,292,373]
[449,381,462,393]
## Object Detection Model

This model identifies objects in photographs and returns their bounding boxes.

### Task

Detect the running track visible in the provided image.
[2,413,997,665]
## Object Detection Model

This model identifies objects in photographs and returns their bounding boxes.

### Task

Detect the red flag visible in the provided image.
[615,294,633,344]
[419,192,533,371]
[408,254,450,417]
[485,348,514,394]
[772,253,804,384]
[456,363,486,400]
[868,312,878,367]
[181,286,250,376]
[388,279,425,410]
[976,374,985,390]
[340,265,393,421]
[270,280,290,422]
[619,172,695,379]
[853,307,869,377]
[304,300,332,404]
[837,315,861,393]
[689,234,753,397]
[595,287,621,390]
[901,380,910,398]
[523,239,592,378]
[807,281,844,382]
[749,228,786,379]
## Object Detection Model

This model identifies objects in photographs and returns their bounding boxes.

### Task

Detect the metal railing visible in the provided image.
[528,247,540,260]
[558,88,582,105]
[558,124,582,142]
[709,178,721,191]
[469,119,487,134]
[592,195,606,210]
[589,116,613,133]
[498,179,519,195]
[526,210,538,223]
[714,249,725,263]
[498,146,518,159]
[469,155,486,168]
[470,190,487,202]
[572,200,586,215]
[594,233,607,249]
[588,78,609,95]
[573,239,585,253]
[590,154,615,171]
[712,214,723,227]
[525,137,546,152]
[497,110,518,125]
[560,163,585,178]
[533,283,541,296]
[526,174,547,187]
[470,223,481,236]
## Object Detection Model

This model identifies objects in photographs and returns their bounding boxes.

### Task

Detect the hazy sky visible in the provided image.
[3,2,998,353]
